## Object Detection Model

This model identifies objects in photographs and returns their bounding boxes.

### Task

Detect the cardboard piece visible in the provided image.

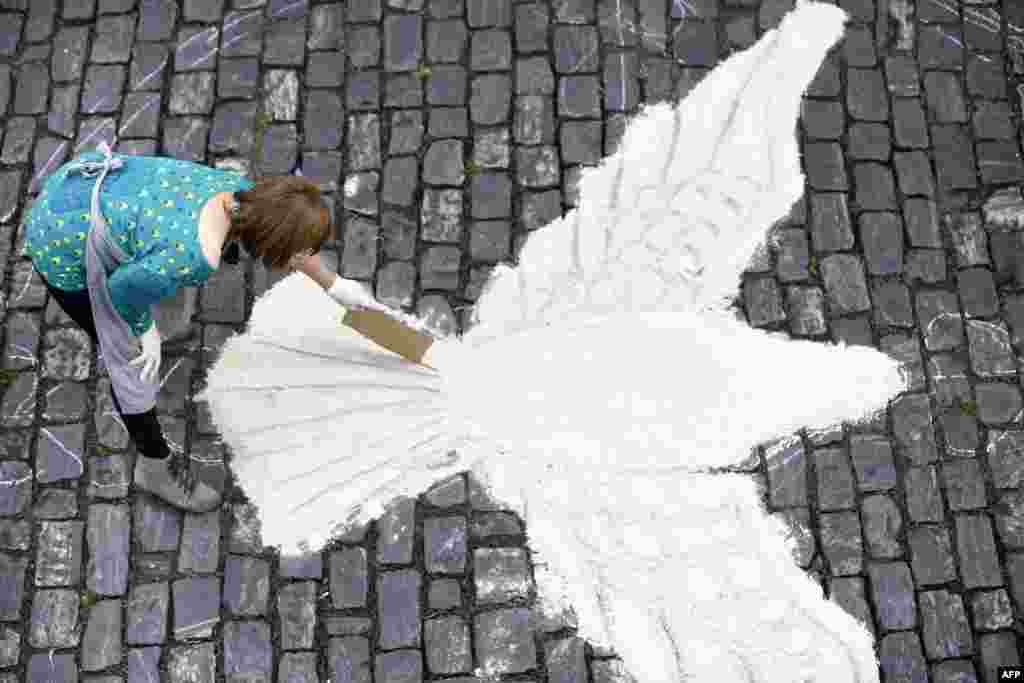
[342,308,435,364]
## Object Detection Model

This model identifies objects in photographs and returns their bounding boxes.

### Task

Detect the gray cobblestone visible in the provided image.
[82,599,123,671]
[956,515,1002,589]
[909,525,957,587]
[224,621,272,682]
[126,582,169,645]
[862,495,903,559]
[971,588,1015,631]
[819,511,863,576]
[278,581,316,650]
[379,569,421,649]
[0,553,28,620]
[425,617,472,673]
[30,589,80,648]
[879,633,928,683]
[224,556,270,617]
[906,466,944,523]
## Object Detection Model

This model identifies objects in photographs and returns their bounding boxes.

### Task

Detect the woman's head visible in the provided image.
[230,176,332,269]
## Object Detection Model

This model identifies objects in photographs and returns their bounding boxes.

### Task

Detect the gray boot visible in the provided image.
[134,453,222,513]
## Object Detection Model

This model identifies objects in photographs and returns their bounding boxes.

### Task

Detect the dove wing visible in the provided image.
[465,2,848,347]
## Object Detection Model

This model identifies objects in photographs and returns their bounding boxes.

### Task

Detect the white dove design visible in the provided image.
[200,3,904,681]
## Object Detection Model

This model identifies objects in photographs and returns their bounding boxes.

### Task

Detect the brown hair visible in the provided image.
[230,176,332,269]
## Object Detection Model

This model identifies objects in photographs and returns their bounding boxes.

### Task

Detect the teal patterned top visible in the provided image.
[25,152,254,336]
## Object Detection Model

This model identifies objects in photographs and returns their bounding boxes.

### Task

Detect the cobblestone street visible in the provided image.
[0,0,1023,681]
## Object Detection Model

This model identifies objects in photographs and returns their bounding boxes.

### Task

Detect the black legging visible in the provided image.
[37,271,170,460]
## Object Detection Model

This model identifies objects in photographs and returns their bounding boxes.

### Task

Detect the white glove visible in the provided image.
[327,277,385,311]
[129,324,162,384]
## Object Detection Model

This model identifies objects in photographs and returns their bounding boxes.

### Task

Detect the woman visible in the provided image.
[24,144,379,513]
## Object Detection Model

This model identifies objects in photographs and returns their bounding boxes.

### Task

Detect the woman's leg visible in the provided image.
[38,268,219,511]
[37,269,170,461]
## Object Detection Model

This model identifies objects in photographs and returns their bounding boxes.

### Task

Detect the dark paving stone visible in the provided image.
[133,497,181,553]
[814,448,856,511]
[980,632,1021,681]
[428,578,462,609]
[224,556,270,617]
[939,409,979,457]
[348,25,381,68]
[966,55,1007,99]
[972,101,1015,141]
[15,62,50,114]
[853,163,897,211]
[809,192,854,252]
[82,599,123,671]
[943,459,988,512]
[27,653,77,683]
[994,491,1024,550]
[819,511,863,575]
[520,189,562,232]
[0,461,31,516]
[847,122,889,160]
[919,24,963,70]
[849,435,898,492]
[517,146,561,188]
[218,57,259,99]
[892,393,939,465]
[558,74,601,118]
[808,56,841,97]
[804,142,848,191]
[873,282,914,328]
[0,553,28,620]
[515,95,555,144]
[329,637,371,683]
[34,488,78,519]
[955,515,1003,589]
[932,125,978,191]
[847,68,889,121]
[924,71,968,123]
[775,228,811,282]
[885,56,920,97]
[427,20,466,63]
[879,633,928,683]
[908,525,957,587]
[35,520,84,587]
[986,430,1024,489]
[389,111,424,156]
[672,19,717,67]
[859,212,903,275]
[172,576,220,639]
[30,589,80,648]
[223,621,272,682]
[891,98,930,149]
[966,320,1015,378]
[425,65,465,106]
[221,10,264,58]
[330,547,368,608]
[307,51,345,88]
[977,142,1024,185]
[161,117,210,162]
[970,588,1015,631]
[893,154,935,204]
[862,494,903,559]
[474,547,531,603]
[168,642,216,683]
[869,561,917,630]
[916,290,964,351]
[346,112,379,169]
[957,267,999,318]
[378,570,421,649]
[820,254,870,315]
[475,608,537,673]
[765,437,806,508]
[280,653,318,683]
[126,582,169,645]
[278,581,316,650]
[906,466,945,523]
